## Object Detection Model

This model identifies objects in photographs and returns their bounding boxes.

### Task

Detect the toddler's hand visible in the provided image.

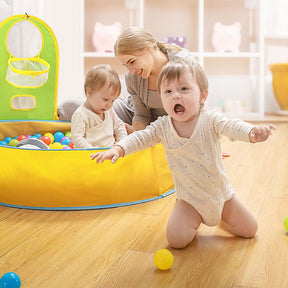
[90,145,125,164]
[249,124,276,143]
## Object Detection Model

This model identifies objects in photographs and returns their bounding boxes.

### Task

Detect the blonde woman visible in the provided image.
[113,26,196,133]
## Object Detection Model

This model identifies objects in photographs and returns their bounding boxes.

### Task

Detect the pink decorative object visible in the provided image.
[212,22,242,53]
[163,36,186,48]
[92,22,122,53]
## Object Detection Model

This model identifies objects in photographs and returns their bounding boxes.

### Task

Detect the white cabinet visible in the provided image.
[80,0,265,119]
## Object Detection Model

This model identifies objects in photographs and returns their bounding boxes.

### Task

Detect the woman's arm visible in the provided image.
[125,120,146,134]
[126,73,151,129]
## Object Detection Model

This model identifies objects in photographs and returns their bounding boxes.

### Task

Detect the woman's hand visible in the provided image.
[125,123,135,135]
[249,124,276,143]
[90,145,125,164]
[125,121,146,134]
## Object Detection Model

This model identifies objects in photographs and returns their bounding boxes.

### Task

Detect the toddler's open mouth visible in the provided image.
[174,104,185,114]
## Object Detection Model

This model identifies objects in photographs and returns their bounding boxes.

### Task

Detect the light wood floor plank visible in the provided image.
[0,122,287,287]
[0,209,156,287]
[0,206,19,221]
[234,198,288,288]
[0,209,64,256]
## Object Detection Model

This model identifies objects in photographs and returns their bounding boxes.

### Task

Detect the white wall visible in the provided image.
[42,0,81,105]
[263,0,288,112]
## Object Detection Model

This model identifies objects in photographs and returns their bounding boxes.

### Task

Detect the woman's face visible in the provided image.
[117,48,154,79]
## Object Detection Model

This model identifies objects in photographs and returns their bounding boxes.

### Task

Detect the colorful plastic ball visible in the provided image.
[44,132,54,143]
[40,136,51,146]
[154,249,174,270]
[65,131,71,138]
[4,137,12,143]
[32,133,42,139]
[53,131,64,143]
[9,139,19,147]
[62,145,72,150]
[68,141,75,149]
[49,142,63,149]
[17,135,27,142]
[284,217,288,232]
[0,140,7,146]
[61,137,71,146]
[0,272,21,288]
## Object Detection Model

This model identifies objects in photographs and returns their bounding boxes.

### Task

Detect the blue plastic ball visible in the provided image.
[32,133,42,139]
[0,272,21,288]
[4,137,12,143]
[61,137,71,146]
[0,141,7,146]
[54,131,64,143]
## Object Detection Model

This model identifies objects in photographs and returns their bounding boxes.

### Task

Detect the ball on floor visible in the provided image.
[0,272,21,288]
[154,249,174,270]
[284,217,288,232]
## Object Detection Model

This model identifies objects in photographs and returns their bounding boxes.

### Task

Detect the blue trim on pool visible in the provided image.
[0,189,175,211]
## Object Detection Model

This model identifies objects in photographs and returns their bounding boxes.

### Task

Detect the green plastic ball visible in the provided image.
[65,131,71,138]
[284,217,288,232]
[9,139,19,147]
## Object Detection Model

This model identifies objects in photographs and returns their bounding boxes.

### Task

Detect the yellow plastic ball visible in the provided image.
[44,132,54,144]
[49,142,63,149]
[154,249,174,270]
[284,217,288,232]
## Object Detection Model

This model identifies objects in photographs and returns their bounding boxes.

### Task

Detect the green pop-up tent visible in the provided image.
[0,13,59,120]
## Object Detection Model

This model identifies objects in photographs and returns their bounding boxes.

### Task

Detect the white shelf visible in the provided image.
[80,0,265,119]
[83,52,262,59]
[265,33,288,40]
[222,112,264,121]
[192,52,262,58]
[82,52,115,58]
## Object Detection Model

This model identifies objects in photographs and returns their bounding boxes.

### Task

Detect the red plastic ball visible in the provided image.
[40,135,51,145]
[17,135,27,141]
[68,141,75,149]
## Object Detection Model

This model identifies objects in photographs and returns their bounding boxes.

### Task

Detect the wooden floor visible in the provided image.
[1,121,288,288]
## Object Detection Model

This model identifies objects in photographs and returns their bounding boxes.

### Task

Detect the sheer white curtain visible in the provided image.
[264,0,288,36]
[0,0,13,23]
[13,0,43,18]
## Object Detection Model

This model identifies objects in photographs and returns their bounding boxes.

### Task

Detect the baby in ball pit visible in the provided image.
[71,64,127,148]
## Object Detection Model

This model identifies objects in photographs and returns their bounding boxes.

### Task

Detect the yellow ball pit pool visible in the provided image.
[0,120,174,210]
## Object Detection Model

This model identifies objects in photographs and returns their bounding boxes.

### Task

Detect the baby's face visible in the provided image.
[87,85,119,115]
[160,71,206,123]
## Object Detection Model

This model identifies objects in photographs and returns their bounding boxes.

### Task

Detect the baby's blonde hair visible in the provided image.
[157,59,208,95]
[114,26,182,56]
[84,64,121,96]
